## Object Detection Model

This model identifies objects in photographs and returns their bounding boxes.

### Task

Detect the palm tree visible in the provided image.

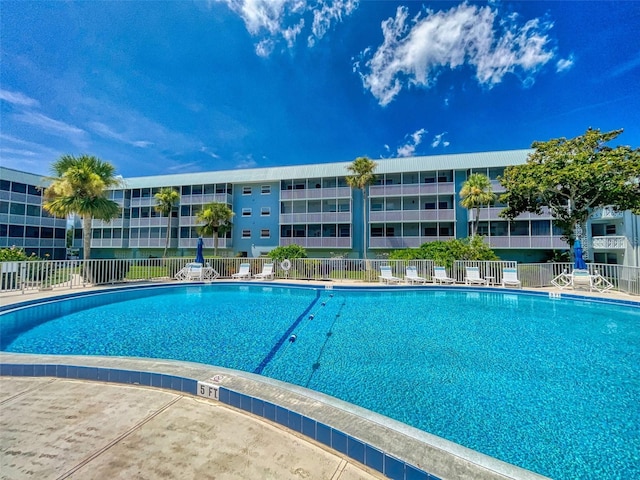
[43,154,121,261]
[459,173,496,237]
[346,156,377,260]
[154,188,180,258]
[196,202,235,257]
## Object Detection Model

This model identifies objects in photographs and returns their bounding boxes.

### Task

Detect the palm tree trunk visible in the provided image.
[163,216,171,258]
[362,188,367,260]
[83,215,92,261]
[473,206,480,237]
[213,229,218,257]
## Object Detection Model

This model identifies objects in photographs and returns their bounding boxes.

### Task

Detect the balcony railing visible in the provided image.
[178,238,231,249]
[369,210,455,222]
[181,193,231,205]
[369,236,452,249]
[369,182,455,196]
[279,237,351,248]
[591,236,626,249]
[279,212,351,223]
[280,187,351,200]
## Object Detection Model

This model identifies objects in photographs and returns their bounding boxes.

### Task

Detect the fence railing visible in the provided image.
[1,258,638,297]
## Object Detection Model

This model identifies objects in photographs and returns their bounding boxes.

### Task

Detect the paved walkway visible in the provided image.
[1,376,384,480]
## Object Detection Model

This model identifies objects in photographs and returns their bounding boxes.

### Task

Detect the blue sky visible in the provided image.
[1,1,639,177]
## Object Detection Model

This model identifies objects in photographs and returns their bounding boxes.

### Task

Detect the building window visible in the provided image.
[605,224,617,235]
[243,186,252,195]
[260,229,270,238]
[242,229,251,238]
[261,207,270,216]
[242,208,252,217]
[261,185,271,194]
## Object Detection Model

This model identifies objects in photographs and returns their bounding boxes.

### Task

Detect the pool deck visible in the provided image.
[2,280,636,480]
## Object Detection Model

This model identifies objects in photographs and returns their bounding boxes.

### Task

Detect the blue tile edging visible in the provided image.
[1,363,439,480]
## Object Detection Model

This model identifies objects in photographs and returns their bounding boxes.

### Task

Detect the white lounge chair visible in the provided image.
[464,266,487,286]
[231,263,251,279]
[175,262,204,281]
[591,270,613,293]
[254,263,274,280]
[571,269,593,292]
[501,268,521,288]
[405,265,427,284]
[379,265,401,284]
[433,266,455,285]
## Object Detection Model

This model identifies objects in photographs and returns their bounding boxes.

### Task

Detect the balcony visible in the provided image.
[484,236,568,249]
[369,182,455,196]
[93,218,125,228]
[369,236,450,249]
[280,187,351,200]
[181,193,231,205]
[369,210,455,222]
[91,239,126,248]
[178,237,231,249]
[129,197,156,208]
[129,217,169,228]
[591,236,626,250]
[279,237,351,248]
[279,212,351,223]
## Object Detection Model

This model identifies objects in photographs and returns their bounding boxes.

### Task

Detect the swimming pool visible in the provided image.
[2,284,639,479]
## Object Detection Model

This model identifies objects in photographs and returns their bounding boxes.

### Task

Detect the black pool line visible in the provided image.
[253,289,322,375]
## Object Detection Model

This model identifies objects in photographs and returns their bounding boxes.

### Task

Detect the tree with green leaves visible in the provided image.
[43,155,121,261]
[268,244,307,263]
[499,128,640,244]
[154,187,180,258]
[196,202,234,257]
[346,156,377,259]
[459,173,496,237]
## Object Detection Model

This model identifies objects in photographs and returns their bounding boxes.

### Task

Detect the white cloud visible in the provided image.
[89,121,153,148]
[355,3,556,106]
[213,0,358,55]
[235,153,258,169]
[14,111,85,137]
[308,0,358,47]
[0,89,40,107]
[396,128,427,157]
[431,132,450,148]
[556,54,574,73]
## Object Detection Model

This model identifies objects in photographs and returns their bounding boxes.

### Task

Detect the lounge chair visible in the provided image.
[501,268,521,288]
[231,263,251,279]
[433,266,455,285]
[405,265,427,284]
[175,262,204,281]
[591,270,614,293]
[464,266,487,286]
[254,263,274,280]
[379,265,401,284]
[571,269,593,292]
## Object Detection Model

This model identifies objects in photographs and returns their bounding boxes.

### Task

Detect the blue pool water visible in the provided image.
[2,284,639,479]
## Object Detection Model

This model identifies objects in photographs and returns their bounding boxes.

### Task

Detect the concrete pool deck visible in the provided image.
[2,280,636,480]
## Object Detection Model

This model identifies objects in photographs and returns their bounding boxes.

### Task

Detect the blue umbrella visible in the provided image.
[195,237,205,264]
[573,239,587,270]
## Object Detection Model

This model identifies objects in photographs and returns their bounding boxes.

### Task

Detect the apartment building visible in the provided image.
[3,150,637,266]
[0,167,67,260]
[82,149,637,265]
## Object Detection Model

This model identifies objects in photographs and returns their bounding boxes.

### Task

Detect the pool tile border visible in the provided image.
[0,362,440,480]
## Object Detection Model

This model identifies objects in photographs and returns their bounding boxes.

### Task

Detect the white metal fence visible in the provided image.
[1,258,638,297]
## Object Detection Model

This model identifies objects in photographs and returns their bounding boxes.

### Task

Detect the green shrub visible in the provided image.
[389,237,498,268]
[268,244,308,262]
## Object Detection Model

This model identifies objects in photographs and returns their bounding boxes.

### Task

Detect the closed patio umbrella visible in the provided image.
[573,239,587,270]
[195,237,205,264]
